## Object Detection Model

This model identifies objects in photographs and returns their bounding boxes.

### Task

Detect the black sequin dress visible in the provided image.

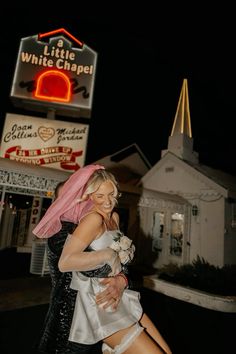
[37,221,112,354]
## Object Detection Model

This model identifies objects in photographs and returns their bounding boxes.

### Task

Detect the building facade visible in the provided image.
[138,79,236,268]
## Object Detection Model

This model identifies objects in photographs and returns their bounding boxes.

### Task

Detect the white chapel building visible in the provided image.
[138,79,236,268]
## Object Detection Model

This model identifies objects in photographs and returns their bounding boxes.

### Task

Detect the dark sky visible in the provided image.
[1,5,236,175]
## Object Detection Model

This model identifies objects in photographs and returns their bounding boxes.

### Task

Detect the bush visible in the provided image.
[157,256,236,296]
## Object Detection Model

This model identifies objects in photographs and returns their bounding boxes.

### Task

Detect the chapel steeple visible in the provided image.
[161,78,199,164]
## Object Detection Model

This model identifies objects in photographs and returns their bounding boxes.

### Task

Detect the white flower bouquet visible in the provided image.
[110,232,135,265]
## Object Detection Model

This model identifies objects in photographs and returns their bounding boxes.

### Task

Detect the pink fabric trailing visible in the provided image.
[33,164,105,238]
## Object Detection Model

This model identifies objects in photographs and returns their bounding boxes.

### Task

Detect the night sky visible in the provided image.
[0,5,235,175]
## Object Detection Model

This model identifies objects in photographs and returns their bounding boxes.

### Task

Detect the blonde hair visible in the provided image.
[81,169,120,201]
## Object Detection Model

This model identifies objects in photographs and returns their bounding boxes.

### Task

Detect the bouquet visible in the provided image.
[109,231,135,265]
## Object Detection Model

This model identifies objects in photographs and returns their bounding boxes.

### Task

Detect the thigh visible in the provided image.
[104,325,165,354]
[124,330,165,354]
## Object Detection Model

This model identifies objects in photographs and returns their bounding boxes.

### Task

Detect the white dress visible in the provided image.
[69,230,143,344]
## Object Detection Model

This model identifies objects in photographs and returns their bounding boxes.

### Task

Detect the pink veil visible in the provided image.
[33,164,104,238]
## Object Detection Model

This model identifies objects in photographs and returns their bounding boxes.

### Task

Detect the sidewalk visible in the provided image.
[0,248,52,311]
[0,276,51,311]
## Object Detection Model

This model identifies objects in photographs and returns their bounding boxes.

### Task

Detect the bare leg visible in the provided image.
[104,321,169,354]
[122,329,167,354]
[140,313,172,354]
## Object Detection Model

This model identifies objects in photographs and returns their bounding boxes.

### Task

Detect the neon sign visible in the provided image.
[10,28,97,118]
[35,70,71,103]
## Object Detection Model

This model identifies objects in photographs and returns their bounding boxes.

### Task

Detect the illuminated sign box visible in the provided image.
[1,113,89,171]
[10,29,97,118]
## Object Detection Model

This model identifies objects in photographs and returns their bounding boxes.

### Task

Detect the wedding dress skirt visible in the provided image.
[69,230,143,344]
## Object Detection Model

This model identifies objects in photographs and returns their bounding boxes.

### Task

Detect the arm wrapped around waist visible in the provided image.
[80,263,112,278]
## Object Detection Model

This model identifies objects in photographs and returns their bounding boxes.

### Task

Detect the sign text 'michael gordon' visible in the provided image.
[10,28,97,118]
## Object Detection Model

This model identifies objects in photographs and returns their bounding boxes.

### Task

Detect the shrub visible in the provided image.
[157,256,236,296]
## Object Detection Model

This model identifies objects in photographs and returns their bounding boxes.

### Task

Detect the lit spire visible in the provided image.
[171,78,192,138]
[161,78,199,163]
